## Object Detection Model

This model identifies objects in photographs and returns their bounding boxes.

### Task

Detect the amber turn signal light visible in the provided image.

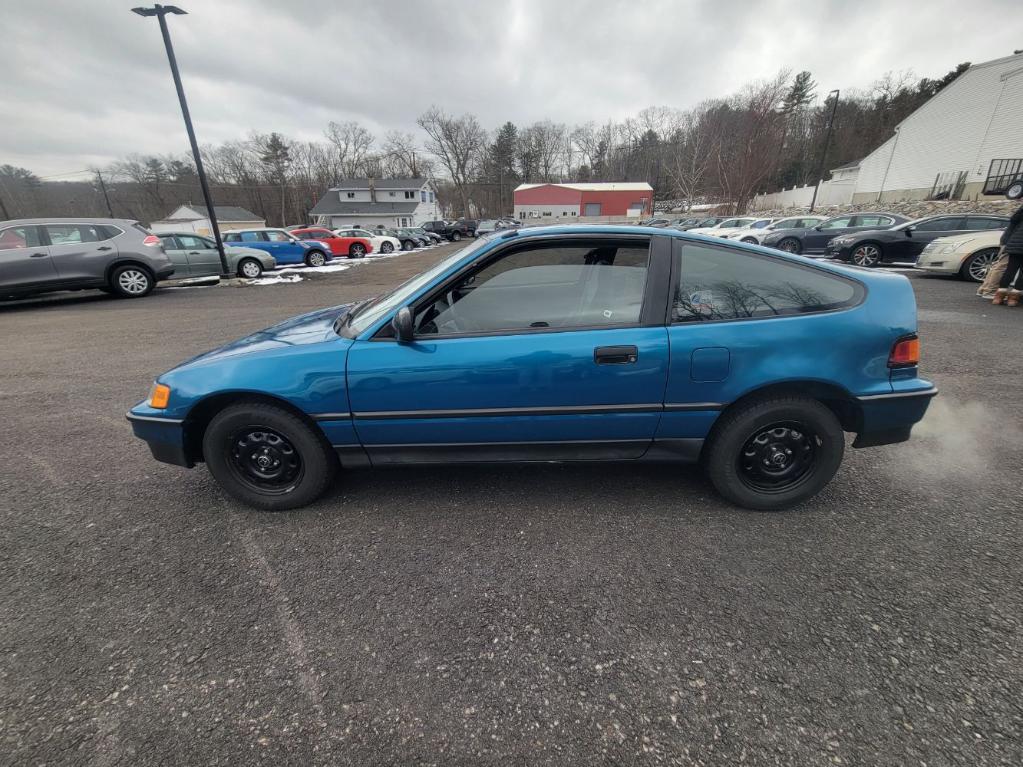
[888,336,920,368]
[149,383,171,409]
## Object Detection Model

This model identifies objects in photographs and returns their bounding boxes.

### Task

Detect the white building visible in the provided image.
[309,178,441,229]
[852,52,1023,203]
[149,205,264,234]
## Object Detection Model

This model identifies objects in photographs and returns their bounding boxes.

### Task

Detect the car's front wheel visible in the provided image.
[237,258,263,279]
[960,247,1000,283]
[851,243,883,267]
[380,241,394,254]
[741,237,758,244]
[305,250,327,268]
[450,231,461,241]
[349,243,366,258]
[109,264,154,298]
[402,239,415,251]
[704,396,844,511]
[776,237,801,254]
[203,401,338,511]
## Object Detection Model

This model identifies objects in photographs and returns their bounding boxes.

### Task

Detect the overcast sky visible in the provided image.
[4,0,1020,178]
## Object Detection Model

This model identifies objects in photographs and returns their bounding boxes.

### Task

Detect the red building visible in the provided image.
[513,182,654,220]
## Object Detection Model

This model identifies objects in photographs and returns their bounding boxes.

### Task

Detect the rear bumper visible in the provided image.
[852,385,937,448]
[155,266,176,281]
[126,411,193,468]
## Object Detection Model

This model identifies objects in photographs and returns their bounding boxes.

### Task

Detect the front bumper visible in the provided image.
[824,243,853,260]
[126,409,193,468]
[852,385,937,448]
[917,256,959,275]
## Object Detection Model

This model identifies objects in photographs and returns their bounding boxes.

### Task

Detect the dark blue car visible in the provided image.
[128,226,936,511]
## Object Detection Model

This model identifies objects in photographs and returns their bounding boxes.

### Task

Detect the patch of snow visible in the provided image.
[250,274,304,286]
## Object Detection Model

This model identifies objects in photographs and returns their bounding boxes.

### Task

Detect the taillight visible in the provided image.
[143,235,161,247]
[888,335,920,368]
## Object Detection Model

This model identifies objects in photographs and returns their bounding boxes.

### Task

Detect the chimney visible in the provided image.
[368,178,376,204]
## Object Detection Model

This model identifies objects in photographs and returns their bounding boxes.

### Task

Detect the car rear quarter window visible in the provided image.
[673,242,861,323]
[913,217,967,231]
[966,217,1007,230]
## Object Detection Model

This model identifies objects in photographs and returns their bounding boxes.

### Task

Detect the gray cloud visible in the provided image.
[2,0,1020,176]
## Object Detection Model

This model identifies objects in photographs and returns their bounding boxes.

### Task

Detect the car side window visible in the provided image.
[966,217,1007,230]
[820,217,854,229]
[177,235,206,249]
[414,241,650,337]
[224,233,240,242]
[159,236,181,250]
[0,225,42,250]
[913,217,965,231]
[673,242,861,323]
[240,232,261,242]
[266,231,291,242]
[45,224,98,244]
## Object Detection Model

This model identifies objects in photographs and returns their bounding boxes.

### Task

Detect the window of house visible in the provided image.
[429,192,435,203]
[673,242,860,323]
[389,191,395,197]
[346,192,355,199]
[404,191,415,199]
[414,241,650,336]
[421,191,427,202]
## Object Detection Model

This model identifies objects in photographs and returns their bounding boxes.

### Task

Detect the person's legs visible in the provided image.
[978,247,1008,297]
[997,252,1023,289]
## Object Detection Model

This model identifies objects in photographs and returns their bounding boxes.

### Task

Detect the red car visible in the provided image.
[291,227,373,259]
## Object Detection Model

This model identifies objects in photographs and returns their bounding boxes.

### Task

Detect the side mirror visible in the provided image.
[392,307,413,343]
[904,226,914,236]
[813,225,823,231]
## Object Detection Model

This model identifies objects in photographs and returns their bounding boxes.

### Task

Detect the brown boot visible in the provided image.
[1008,290,1021,308]
[992,288,1009,305]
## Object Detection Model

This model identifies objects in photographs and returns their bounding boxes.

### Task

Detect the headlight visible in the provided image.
[149,382,171,409]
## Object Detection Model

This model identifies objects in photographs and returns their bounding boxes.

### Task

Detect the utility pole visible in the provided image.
[808,89,840,213]
[95,170,114,217]
[132,5,229,276]
[0,180,10,220]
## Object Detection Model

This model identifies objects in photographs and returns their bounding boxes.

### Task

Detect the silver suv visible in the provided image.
[0,218,175,300]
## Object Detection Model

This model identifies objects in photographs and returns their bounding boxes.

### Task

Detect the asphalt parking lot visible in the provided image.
[2,244,1021,766]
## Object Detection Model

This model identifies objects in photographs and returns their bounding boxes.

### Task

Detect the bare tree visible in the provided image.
[380,130,432,178]
[324,121,375,179]
[665,104,718,210]
[417,107,487,216]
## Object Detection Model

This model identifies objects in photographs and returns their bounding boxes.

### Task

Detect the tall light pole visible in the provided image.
[132,4,229,276]
[808,89,840,213]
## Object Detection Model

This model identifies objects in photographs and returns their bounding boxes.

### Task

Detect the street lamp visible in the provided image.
[132,4,229,276]
[808,89,840,213]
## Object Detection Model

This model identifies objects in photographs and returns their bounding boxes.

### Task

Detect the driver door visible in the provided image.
[345,235,672,463]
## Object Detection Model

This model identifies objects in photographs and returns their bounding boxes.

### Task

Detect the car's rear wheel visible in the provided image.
[451,231,461,241]
[777,237,801,254]
[237,258,263,279]
[704,396,844,511]
[349,243,366,258]
[851,243,883,267]
[203,402,338,511]
[109,264,154,298]
[380,241,394,254]
[960,247,1000,283]
[305,250,327,268]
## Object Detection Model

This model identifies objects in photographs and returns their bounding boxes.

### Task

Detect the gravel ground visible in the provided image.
[1,244,1021,766]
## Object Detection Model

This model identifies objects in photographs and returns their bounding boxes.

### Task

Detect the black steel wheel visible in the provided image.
[203,402,338,511]
[704,396,844,511]
[960,248,1000,283]
[777,237,801,254]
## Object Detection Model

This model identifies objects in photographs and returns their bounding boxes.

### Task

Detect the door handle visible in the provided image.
[97,246,112,251]
[594,345,638,365]
[30,252,48,258]
[188,251,200,255]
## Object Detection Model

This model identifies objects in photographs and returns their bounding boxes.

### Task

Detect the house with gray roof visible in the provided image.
[309,178,440,229]
[150,204,265,235]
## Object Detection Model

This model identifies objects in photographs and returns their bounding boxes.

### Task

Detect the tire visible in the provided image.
[237,258,263,279]
[402,240,415,251]
[451,231,461,242]
[851,242,883,267]
[304,250,327,268]
[349,243,366,259]
[202,401,338,511]
[704,396,844,511]
[959,247,1000,283]
[380,241,394,254]
[109,264,154,298]
[741,237,758,244]
[777,237,801,254]
[1007,181,1023,200]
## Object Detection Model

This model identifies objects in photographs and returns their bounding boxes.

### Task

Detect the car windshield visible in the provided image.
[346,238,490,335]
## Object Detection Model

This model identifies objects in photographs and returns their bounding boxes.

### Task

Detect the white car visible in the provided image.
[917,229,1004,283]
[333,227,403,255]
[723,215,827,245]
[687,217,760,236]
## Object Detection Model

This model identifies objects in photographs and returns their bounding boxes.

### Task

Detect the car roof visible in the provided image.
[1,217,141,226]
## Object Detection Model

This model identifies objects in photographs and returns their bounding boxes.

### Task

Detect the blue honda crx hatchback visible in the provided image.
[128,226,936,511]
